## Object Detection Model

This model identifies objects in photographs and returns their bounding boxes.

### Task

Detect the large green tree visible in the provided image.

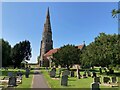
[52,44,81,69]
[11,40,32,68]
[0,39,12,67]
[80,33,120,68]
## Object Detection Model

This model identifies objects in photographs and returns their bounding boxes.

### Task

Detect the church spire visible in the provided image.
[44,7,51,33]
[46,7,50,18]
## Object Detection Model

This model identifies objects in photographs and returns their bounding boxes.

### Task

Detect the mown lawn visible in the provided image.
[0,68,34,88]
[41,67,119,89]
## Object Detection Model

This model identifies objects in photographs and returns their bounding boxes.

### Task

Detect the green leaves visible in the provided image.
[81,33,120,68]
[11,40,32,67]
[53,44,81,68]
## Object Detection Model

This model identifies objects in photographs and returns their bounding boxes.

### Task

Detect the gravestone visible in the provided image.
[92,72,97,78]
[91,76,100,90]
[70,71,74,77]
[91,82,100,90]
[25,67,30,78]
[76,69,81,79]
[99,68,102,74]
[62,70,70,76]
[50,69,56,78]
[61,75,68,86]
[94,77,101,84]
[103,77,110,83]
[112,77,117,83]
[8,77,16,86]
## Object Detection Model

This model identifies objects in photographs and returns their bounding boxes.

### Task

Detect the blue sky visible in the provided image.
[2,2,118,63]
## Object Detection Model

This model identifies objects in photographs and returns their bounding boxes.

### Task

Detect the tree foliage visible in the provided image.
[52,44,81,69]
[80,33,120,68]
[0,39,12,67]
[11,40,32,68]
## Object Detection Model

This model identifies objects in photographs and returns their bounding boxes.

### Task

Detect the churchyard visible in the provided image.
[0,67,34,89]
[41,67,120,89]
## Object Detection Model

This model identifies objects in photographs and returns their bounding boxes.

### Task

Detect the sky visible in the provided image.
[2,2,118,63]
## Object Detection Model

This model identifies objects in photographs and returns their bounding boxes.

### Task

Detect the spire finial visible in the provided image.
[47,7,50,18]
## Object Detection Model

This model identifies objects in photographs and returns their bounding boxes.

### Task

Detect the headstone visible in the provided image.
[92,72,97,78]
[91,76,100,90]
[91,82,100,90]
[8,77,16,86]
[76,69,81,79]
[61,75,68,86]
[25,67,30,78]
[70,71,74,77]
[62,70,70,76]
[8,72,13,77]
[94,77,101,84]
[50,69,56,78]
[99,68,102,74]
[103,77,110,83]
[112,77,117,83]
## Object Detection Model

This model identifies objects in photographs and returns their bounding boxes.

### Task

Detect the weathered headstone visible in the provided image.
[61,75,68,86]
[70,71,74,77]
[62,70,70,76]
[99,68,102,74]
[91,82,100,90]
[91,77,100,90]
[50,69,56,78]
[8,77,16,86]
[94,77,101,84]
[25,67,30,78]
[103,77,110,83]
[112,77,117,83]
[92,72,97,78]
[76,69,81,79]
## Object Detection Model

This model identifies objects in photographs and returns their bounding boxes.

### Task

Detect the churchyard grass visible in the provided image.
[0,68,34,88]
[41,67,119,89]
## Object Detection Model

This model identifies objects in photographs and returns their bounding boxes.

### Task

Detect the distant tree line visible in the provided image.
[0,39,32,68]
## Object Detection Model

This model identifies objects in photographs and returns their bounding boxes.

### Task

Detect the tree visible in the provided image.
[0,39,12,67]
[11,40,32,68]
[52,44,81,69]
[112,9,120,18]
[80,33,120,69]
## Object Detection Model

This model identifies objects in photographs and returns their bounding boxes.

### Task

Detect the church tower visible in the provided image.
[40,8,53,66]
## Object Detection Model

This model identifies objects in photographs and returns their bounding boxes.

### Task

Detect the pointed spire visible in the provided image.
[46,7,50,18]
[44,7,51,33]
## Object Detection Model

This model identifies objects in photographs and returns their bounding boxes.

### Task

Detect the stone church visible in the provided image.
[39,8,85,67]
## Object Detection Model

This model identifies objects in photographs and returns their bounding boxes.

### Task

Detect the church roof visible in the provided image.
[44,48,59,57]
[44,44,85,57]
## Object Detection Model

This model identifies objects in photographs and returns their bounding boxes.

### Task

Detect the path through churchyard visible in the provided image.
[32,67,49,88]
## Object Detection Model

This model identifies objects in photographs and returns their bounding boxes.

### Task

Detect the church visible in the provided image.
[39,8,85,67]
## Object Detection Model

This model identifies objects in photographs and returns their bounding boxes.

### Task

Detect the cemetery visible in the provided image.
[1,2,120,89]
[0,67,34,89]
[41,67,120,89]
